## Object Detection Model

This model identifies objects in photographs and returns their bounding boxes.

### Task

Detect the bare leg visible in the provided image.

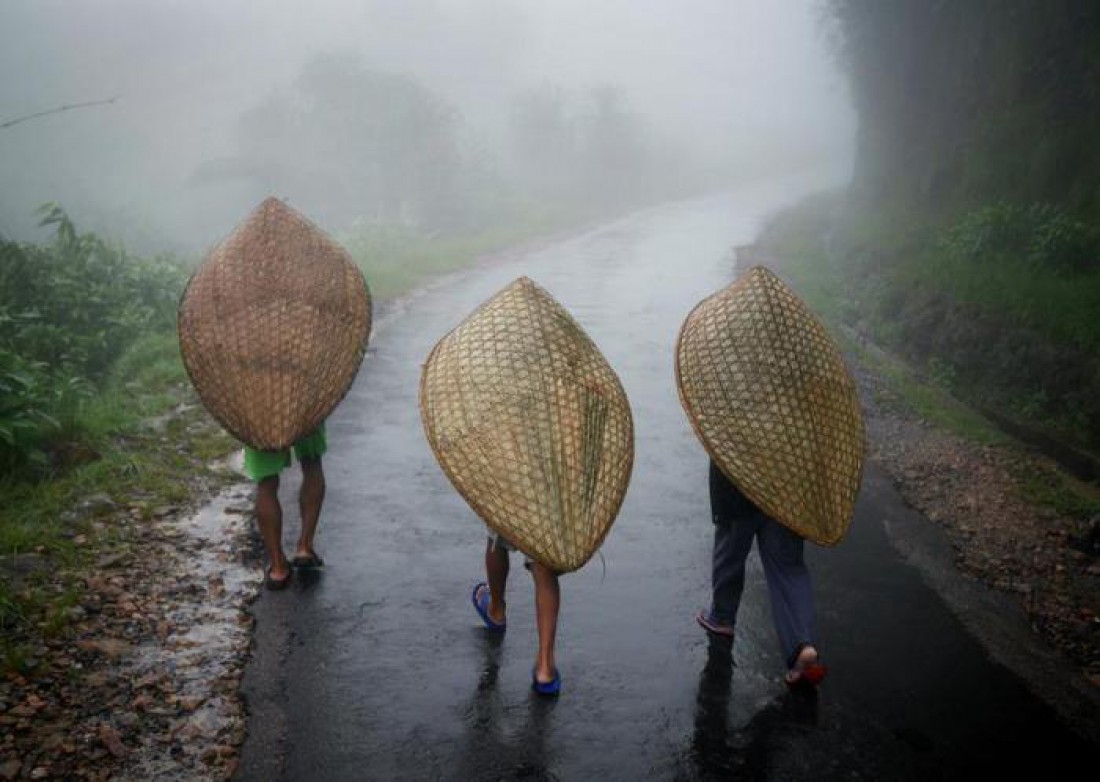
[531,562,560,683]
[256,476,289,580]
[484,539,509,625]
[295,456,325,559]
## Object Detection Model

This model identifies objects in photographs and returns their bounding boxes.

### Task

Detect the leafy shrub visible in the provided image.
[939,202,1099,273]
[0,207,186,479]
[0,350,55,473]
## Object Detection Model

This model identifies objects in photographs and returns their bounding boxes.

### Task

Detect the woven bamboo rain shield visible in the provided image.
[178,198,372,450]
[420,277,634,573]
[676,266,864,546]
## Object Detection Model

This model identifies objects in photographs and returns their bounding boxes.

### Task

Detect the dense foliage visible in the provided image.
[0,206,185,476]
[816,1,1100,450]
[938,203,1100,276]
[828,0,1100,222]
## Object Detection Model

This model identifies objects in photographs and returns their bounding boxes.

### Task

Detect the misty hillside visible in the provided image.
[764,0,1100,458]
[0,0,852,254]
[836,0,1100,220]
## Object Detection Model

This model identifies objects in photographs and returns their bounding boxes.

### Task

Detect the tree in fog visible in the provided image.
[509,84,577,200]
[578,85,648,207]
[508,83,650,210]
[193,54,464,230]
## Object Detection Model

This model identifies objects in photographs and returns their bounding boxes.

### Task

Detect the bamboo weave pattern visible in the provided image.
[420,277,634,573]
[676,266,864,545]
[178,198,371,450]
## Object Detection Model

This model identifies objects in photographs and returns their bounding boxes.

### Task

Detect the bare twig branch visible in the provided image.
[1,96,120,130]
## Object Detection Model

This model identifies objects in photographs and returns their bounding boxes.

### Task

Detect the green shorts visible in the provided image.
[244,424,327,482]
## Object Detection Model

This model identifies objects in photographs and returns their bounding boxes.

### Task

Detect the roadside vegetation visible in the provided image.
[760,191,1100,456]
[756,191,1100,521]
[0,207,240,666]
[1,206,184,478]
[343,205,586,298]
[814,0,1100,461]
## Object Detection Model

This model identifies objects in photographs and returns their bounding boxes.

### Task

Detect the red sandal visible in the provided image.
[785,645,827,688]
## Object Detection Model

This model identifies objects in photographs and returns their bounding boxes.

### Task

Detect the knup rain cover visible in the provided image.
[178,197,371,450]
[676,266,864,545]
[420,277,634,572]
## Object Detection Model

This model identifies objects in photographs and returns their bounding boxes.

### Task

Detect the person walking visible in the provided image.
[472,535,562,696]
[695,460,826,687]
[421,277,635,701]
[676,265,865,689]
[244,424,328,590]
[177,197,372,594]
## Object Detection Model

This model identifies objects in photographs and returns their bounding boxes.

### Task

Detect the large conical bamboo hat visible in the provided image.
[675,266,864,546]
[420,277,634,573]
[178,198,371,451]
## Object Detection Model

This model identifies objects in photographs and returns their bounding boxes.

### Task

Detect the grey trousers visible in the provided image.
[708,462,815,666]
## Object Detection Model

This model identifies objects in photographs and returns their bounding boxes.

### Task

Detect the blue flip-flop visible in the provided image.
[531,668,561,697]
[471,582,506,632]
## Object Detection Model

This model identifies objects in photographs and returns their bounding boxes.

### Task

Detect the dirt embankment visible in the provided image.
[0,412,258,782]
[853,352,1100,686]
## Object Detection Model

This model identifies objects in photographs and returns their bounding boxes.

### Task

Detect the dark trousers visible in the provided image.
[709,462,815,666]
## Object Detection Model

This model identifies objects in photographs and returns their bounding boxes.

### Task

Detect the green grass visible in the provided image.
[1016,466,1100,520]
[767,190,1100,442]
[907,252,1100,352]
[0,334,237,663]
[344,207,582,298]
[759,191,1100,533]
[758,193,1010,445]
[853,341,1009,445]
[757,192,861,323]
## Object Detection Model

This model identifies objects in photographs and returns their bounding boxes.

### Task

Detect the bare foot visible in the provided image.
[265,559,292,590]
[786,645,827,687]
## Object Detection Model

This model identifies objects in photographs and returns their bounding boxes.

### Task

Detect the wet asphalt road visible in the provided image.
[236,180,1099,781]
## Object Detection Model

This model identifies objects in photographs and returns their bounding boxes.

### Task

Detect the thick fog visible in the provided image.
[0,0,853,254]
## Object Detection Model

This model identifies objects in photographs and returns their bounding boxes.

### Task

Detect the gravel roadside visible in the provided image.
[0,431,258,781]
[853,350,1100,689]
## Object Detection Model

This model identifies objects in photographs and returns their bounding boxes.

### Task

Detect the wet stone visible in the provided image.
[97,725,129,759]
[38,734,65,752]
[4,481,258,781]
[177,695,204,712]
[96,553,130,570]
[74,638,130,659]
[79,494,116,516]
